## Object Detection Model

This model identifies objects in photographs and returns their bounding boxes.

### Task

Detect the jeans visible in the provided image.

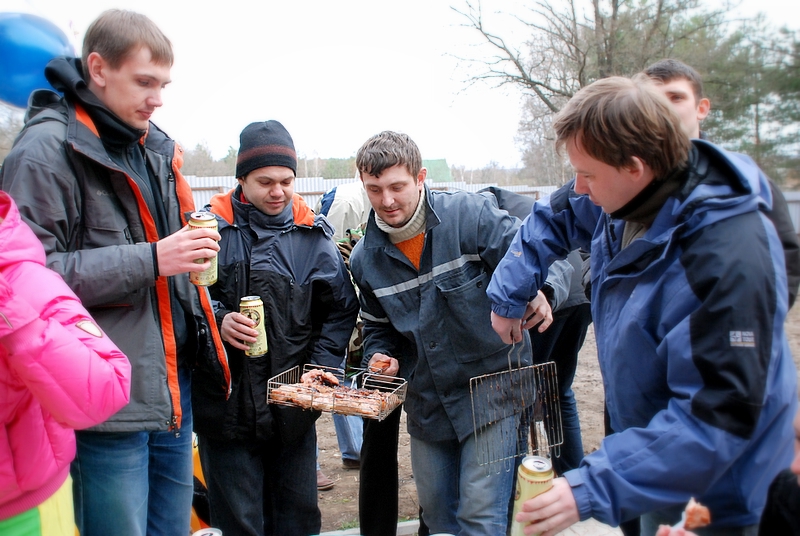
[71,365,193,536]
[410,416,517,536]
[198,427,319,536]
[529,303,592,474]
[640,504,758,536]
[332,413,363,460]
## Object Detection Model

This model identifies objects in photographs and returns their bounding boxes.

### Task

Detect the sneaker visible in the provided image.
[317,469,334,491]
[342,458,360,470]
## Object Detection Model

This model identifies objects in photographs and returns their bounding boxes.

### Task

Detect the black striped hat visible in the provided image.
[236,120,297,178]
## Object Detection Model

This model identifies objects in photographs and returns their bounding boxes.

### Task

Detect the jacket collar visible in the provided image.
[363,184,440,250]
[208,186,316,228]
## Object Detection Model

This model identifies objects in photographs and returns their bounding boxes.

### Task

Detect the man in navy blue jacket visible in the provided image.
[488,76,797,534]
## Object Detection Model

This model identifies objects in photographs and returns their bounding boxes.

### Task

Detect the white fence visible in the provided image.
[185,175,560,212]
[186,175,800,235]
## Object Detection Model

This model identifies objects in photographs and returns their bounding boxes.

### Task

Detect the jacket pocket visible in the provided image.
[436,271,507,363]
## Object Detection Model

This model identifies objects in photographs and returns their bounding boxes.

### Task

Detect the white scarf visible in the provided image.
[374,189,427,244]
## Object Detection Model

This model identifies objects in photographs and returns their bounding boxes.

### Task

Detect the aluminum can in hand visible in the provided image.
[509,456,554,536]
[188,212,218,286]
[240,296,268,357]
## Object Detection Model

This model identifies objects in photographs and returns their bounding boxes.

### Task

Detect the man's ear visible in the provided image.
[85,52,108,88]
[697,97,711,122]
[417,167,427,186]
[625,157,647,183]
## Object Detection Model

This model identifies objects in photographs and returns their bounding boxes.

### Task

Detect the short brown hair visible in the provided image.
[643,59,704,102]
[356,131,422,179]
[82,10,173,79]
[553,76,690,179]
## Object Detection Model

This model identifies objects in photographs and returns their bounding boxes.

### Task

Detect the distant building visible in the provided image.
[423,159,452,182]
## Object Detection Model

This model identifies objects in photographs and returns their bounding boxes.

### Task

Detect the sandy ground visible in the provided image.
[317,304,800,533]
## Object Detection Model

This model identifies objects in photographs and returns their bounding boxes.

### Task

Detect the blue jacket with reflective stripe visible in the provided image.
[487,140,798,527]
[351,187,571,443]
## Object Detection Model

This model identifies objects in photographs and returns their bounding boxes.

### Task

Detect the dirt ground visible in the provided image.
[317,305,800,533]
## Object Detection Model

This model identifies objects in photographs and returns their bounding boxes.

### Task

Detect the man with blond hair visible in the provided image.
[0,10,228,536]
[488,76,797,534]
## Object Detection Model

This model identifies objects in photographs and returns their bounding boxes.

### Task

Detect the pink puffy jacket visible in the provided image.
[0,191,131,520]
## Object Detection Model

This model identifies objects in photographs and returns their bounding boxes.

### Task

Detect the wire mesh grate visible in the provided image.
[470,348,563,470]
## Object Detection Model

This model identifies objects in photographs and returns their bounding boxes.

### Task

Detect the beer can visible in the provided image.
[509,456,554,536]
[188,212,218,286]
[191,529,222,536]
[240,296,268,357]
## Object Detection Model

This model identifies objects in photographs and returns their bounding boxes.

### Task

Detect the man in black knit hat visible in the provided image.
[0,10,227,536]
[193,120,359,536]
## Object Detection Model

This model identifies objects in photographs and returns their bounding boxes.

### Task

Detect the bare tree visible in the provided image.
[452,0,756,184]
[181,142,235,176]
[453,0,730,113]
[517,97,572,185]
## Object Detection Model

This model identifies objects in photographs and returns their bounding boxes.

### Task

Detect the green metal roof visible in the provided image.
[422,159,452,182]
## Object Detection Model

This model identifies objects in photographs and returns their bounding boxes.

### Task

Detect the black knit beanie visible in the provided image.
[236,120,297,178]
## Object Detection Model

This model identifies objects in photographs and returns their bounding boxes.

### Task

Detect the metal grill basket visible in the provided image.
[267,364,406,421]
[470,351,563,469]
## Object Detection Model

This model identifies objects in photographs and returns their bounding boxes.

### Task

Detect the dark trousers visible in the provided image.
[198,429,319,536]
[359,405,428,536]
[529,302,592,475]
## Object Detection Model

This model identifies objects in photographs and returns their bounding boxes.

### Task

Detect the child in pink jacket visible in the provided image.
[0,191,131,535]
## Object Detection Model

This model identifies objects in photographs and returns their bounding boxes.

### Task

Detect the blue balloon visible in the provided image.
[0,13,74,109]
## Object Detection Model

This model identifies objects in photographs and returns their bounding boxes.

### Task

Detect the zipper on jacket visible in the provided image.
[172,414,180,437]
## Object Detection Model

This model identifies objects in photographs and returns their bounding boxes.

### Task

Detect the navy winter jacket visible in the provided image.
[488,141,798,527]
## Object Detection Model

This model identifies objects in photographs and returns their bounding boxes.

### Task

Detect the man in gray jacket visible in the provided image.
[0,10,227,536]
[349,131,571,535]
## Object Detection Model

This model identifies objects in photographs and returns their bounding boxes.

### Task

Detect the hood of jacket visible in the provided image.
[43,56,144,146]
[0,192,44,271]
[658,141,769,236]
[22,57,175,169]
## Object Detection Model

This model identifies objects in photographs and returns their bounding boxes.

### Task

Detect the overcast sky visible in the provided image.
[6,0,799,169]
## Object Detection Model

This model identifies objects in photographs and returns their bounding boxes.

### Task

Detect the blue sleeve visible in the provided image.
[487,182,601,319]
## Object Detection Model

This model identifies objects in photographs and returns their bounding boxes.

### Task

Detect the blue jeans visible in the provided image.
[71,365,193,536]
[332,413,363,460]
[315,413,362,470]
[198,427,319,536]
[410,416,516,536]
